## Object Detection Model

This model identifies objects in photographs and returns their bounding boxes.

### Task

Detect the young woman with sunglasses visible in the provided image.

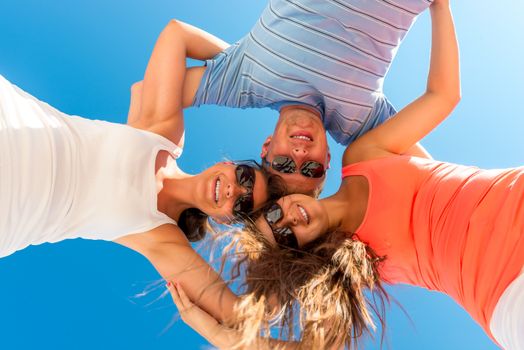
[0,19,285,325]
[164,2,520,349]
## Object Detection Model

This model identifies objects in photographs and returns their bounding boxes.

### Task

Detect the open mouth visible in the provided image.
[214,178,221,204]
[297,205,310,224]
[290,131,313,142]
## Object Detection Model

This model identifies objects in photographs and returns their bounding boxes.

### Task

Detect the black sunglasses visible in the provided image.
[264,156,325,178]
[264,203,299,249]
[232,164,256,217]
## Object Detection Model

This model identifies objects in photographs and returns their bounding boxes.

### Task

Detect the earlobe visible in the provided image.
[326,148,332,170]
[260,136,272,158]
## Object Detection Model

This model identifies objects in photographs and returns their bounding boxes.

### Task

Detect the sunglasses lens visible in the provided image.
[264,203,299,249]
[274,227,299,249]
[236,165,255,190]
[271,156,296,174]
[265,203,283,225]
[234,194,254,216]
[301,161,325,178]
[232,165,256,217]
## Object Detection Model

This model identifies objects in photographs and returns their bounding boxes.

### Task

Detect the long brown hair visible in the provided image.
[225,223,389,349]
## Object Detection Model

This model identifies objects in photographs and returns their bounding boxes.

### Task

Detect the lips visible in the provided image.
[290,131,314,142]
[297,205,310,224]
[214,178,221,204]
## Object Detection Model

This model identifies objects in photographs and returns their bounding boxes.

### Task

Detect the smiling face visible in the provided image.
[261,106,330,197]
[196,162,269,223]
[255,194,329,248]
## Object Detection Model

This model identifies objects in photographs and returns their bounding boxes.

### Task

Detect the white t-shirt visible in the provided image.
[0,75,181,257]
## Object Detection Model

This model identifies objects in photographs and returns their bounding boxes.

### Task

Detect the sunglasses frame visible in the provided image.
[263,156,325,178]
[232,164,256,217]
[263,203,299,249]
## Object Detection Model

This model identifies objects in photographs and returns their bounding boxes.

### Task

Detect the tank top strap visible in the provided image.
[341,160,375,180]
[145,129,183,160]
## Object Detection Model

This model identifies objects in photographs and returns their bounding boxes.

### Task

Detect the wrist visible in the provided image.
[431,1,450,11]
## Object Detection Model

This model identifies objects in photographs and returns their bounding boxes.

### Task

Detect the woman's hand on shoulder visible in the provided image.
[168,281,238,349]
[115,225,238,324]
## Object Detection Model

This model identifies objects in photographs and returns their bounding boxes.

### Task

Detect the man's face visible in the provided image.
[261,105,330,196]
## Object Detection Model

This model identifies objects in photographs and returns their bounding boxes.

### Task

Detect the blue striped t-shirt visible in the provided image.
[192,0,433,145]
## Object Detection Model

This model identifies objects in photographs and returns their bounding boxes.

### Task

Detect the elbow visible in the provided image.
[429,86,461,110]
[444,89,461,110]
[448,88,461,108]
[166,18,185,32]
[130,81,143,94]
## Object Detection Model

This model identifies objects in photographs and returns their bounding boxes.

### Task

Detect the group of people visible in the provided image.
[1,0,522,349]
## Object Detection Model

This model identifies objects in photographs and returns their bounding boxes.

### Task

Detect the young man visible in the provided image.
[136,0,434,195]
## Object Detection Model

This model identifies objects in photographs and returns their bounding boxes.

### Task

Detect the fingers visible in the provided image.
[166,281,193,314]
[176,281,192,306]
[166,281,183,308]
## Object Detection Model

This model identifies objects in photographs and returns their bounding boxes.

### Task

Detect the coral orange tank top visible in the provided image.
[342,156,524,339]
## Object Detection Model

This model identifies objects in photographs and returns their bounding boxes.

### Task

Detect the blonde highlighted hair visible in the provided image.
[224,225,388,349]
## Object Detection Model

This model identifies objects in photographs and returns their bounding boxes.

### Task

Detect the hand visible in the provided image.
[167,281,237,349]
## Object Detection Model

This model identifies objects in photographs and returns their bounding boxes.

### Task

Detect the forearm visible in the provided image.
[427,2,460,101]
[116,228,237,324]
[137,20,225,131]
[175,20,229,60]
[344,2,460,160]
[150,244,237,324]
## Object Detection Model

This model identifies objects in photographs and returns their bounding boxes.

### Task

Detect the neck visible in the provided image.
[320,192,351,233]
[321,181,366,234]
[156,156,201,220]
[279,104,322,120]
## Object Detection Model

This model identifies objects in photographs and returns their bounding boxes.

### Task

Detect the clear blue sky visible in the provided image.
[0,1,522,349]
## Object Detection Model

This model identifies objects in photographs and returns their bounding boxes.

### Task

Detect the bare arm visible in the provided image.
[119,229,303,349]
[405,143,433,159]
[129,20,229,146]
[126,82,143,125]
[168,281,300,350]
[345,1,459,164]
[115,225,237,324]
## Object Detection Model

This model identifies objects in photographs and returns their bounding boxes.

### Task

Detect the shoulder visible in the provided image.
[343,144,392,168]
[115,224,190,257]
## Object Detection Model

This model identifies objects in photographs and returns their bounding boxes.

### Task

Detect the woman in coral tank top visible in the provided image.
[164,1,523,349]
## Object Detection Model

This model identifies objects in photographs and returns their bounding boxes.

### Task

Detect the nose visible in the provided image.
[281,211,298,227]
[226,182,247,199]
[291,147,308,162]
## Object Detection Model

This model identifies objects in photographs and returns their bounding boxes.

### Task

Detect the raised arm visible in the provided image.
[129,20,229,146]
[345,0,460,163]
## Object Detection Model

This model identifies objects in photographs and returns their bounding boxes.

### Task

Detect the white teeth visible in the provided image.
[298,205,309,223]
[215,179,221,203]
[292,135,312,141]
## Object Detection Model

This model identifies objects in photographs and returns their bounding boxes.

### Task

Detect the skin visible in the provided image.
[132,22,433,198]
[259,0,461,247]
[117,20,262,324]
[167,1,461,348]
[122,13,426,337]
[260,105,331,195]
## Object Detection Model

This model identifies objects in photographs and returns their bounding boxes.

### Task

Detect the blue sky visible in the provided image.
[0,1,522,349]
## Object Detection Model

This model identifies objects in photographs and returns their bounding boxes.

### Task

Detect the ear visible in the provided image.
[260,136,273,158]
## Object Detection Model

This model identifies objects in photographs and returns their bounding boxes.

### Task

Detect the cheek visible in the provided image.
[296,229,316,247]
